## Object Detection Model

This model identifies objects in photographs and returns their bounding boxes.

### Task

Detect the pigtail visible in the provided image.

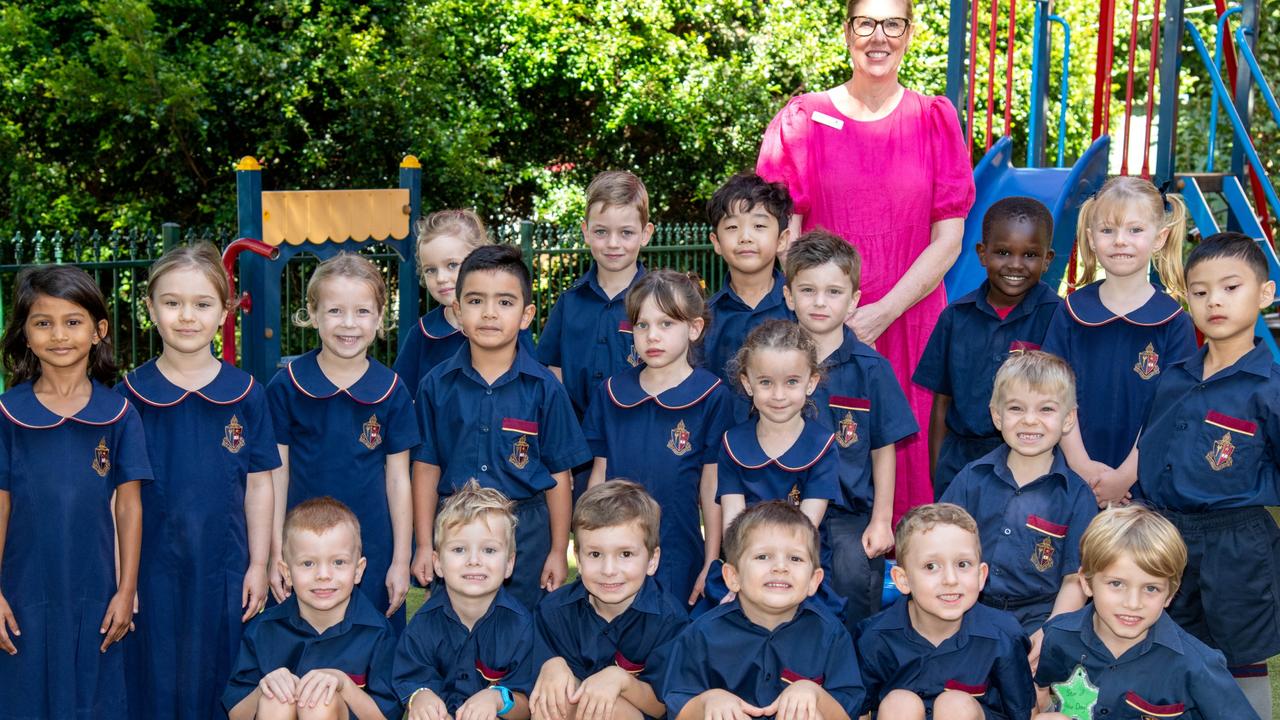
[1073,194,1101,289]
[1153,193,1189,301]
[87,335,119,385]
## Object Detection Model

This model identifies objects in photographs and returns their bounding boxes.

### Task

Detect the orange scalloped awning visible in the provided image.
[261,189,411,247]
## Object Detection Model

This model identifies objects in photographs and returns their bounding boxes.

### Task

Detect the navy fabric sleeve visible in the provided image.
[911,306,954,395]
[716,440,744,500]
[0,424,9,492]
[115,406,154,485]
[869,358,919,448]
[368,627,404,718]
[1169,313,1198,363]
[266,371,295,446]
[222,625,263,711]
[637,615,689,692]
[501,617,540,696]
[393,327,425,396]
[661,629,710,719]
[1039,307,1072,363]
[538,382,592,473]
[1031,621,1071,688]
[993,630,1035,720]
[412,376,442,466]
[536,299,566,367]
[702,387,740,465]
[820,627,866,717]
[1188,645,1262,720]
[803,443,841,501]
[382,383,422,455]
[1062,487,1099,576]
[853,628,891,714]
[245,384,283,473]
[532,603,586,679]
[937,465,976,507]
[392,619,447,703]
[581,384,609,459]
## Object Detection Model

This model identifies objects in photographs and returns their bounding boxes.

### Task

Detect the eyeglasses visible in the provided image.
[847,16,911,38]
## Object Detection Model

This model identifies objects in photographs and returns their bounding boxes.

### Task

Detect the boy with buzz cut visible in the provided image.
[856,503,1033,720]
[783,229,918,629]
[224,497,400,720]
[703,172,796,385]
[394,480,537,720]
[1034,505,1258,720]
[940,351,1095,656]
[538,170,653,419]
[530,481,689,720]
[913,196,1061,498]
[412,245,592,611]
[1118,231,1280,718]
[662,501,865,720]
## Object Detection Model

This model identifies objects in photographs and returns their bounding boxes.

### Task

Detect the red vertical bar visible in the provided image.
[1140,0,1163,178]
[1092,0,1118,139]
[1120,0,1141,175]
[985,0,1001,150]
[1002,0,1018,138]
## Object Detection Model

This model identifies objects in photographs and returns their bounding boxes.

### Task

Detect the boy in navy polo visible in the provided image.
[856,503,1034,720]
[412,245,592,610]
[530,481,688,720]
[662,501,865,720]
[702,172,796,385]
[914,196,1061,498]
[941,351,1095,658]
[1034,505,1258,720]
[537,170,653,419]
[783,230,918,628]
[395,481,536,720]
[224,498,400,720]
[1126,232,1280,718]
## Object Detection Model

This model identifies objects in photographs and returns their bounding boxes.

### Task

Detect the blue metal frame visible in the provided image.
[1206,6,1242,173]
[1236,26,1280,129]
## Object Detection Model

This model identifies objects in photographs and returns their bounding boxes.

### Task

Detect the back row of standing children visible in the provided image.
[0,165,1273,720]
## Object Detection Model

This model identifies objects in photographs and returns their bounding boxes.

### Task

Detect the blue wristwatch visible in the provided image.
[493,685,515,717]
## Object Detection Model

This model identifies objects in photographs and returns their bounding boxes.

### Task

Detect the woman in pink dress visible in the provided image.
[757,0,975,521]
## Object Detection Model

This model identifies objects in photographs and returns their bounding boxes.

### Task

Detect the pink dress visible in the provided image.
[757,89,975,522]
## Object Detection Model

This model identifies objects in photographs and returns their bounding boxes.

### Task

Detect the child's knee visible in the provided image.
[296,698,348,720]
[610,698,643,720]
[256,694,298,720]
[876,689,926,719]
[931,690,982,720]
[1031,713,1071,720]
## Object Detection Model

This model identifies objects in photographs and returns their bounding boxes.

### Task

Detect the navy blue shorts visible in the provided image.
[823,508,884,632]
[1159,505,1280,665]
[509,494,551,611]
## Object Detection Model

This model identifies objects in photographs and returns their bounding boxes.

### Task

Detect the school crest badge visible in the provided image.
[1133,342,1161,380]
[1032,535,1056,572]
[92,437,111,477]
[222,415,246,454]
[359,414,383,450]
[1206,431,1235,471]
[837,412,859,448]
[828,396,868,448]
[620,321,640,367]
[787,484,801,507]
[667,420,692,456]
[510,435,530,469]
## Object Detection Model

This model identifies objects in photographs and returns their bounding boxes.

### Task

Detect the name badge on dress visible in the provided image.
[811,111,845,130]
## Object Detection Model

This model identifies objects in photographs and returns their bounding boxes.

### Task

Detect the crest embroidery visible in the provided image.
[1206,431,1235,471]
[222,414,246,453]
[359,414,383,450]
[787,484,801,507]
[1133,342,1161,380]
[626,344,641,367]
[1032,535,1056,572]
[836,412,859,448]
[510,435,530,469]
[92,437,111,477]
[667,420,692,456]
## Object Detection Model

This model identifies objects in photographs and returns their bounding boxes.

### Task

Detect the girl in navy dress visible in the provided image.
[120,244,281,720]
[581,269,736,605]
[267,254,419,631]
[0,266,151,719]
[1043,177,1197,504]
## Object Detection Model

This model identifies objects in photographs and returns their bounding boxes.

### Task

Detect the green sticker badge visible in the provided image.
[1051,665,1099,720]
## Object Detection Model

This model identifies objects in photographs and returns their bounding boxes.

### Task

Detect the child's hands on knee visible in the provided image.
[457,687,506,720]
[702,689,766,720]
[765,680,822,720]
[1028,628,1044,674]
[295,668,346,709]
[570,666,629,720]
[259,667,301,705]
[532,657,579,720]
[407,688,451,720]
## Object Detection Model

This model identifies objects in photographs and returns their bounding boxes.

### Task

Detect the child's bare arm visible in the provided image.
[720,495,746,535]
[695,464,722,605]
[242,469,274,621]
[411,461,442,586]
[385,450,413,616]
[269,445,291,601]
[102,480,142,651]
[798,498,828,530]
[863,445,896,558]
[927,393,950,478]
[676,689,761,720]
[0,490,17,655]
[588,457,608,488]
[543,470,573,591]
[531,657,580,720]
[573,666,665,720]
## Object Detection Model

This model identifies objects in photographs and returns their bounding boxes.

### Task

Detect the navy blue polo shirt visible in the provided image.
[702,269,796,384]
[537,263,647,417]
[392,587,537,710]
[855,597,1034,719]
[414,344,592,501]
[662,599,865,718]
[813,328,919,513]
[717,420,840,506]
[1041,282,1197,471]
[940,447,1097,628]
[1036,606,1258,720]
[1138,340,1280,510]
[534,577,689,690]
[222,591,400,717]
[582,366,736,601]
[394,307,534,399]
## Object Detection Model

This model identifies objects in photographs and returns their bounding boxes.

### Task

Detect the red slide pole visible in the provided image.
[1002,0,1018,138]
[1120,0,1142,175]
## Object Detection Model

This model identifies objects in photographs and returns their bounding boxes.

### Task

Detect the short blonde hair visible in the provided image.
[415,209,489,282]
[723,501,820,568]
[293,253,388,337]
[573,480,662,552]
[1076,176,1189,300]
[894,503,980,565]
[585,170,650,225]
[990,350,1077,410]
[1080,505,1187,595]
[283,497,362,559]
[434,479,517,551]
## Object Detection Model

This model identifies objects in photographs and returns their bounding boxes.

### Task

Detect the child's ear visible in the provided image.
[805,566,824,597]
[353,556,367,585]
[783,284,796,311]
[144,297,156,325]
[722,562,742,594]
[989,404,1003,431]
[1043,247,1056,268]
[1077,571,1093,599]
[641,222,655,247]
[709,231,725,258]
[805,372,819,396]
[580,220,591,243]
[432,551,444,581]
[95,318,109,345]
[739,373,753,397]
[278,558,291,587]
[688,316,706,342]
[849,289,862,316]
[519,303,536,330]
[975,242,988,265]
[1259,280,1277,310]
[646,546,661,576]
[504,548,516,580]
[776,226,793,258]
[977,561,989,592]
[1062,407,1078,436]
[889,562,911,595]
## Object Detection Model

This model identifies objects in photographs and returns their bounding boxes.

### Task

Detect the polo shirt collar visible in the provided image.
[723,597,823,634]
[418,306,460,340]
[1175,338,1273,381]
[0,379,129,429]
[721,420,836,472]
[957,280,1060,322]
[1073,605,1184,660]
[709,269,787,311]
[439,343,546,388]
[1064,282,1184,327]
[423,585,525,627]
[286,349,399,405]
[971,445,1072,490]
[882,596,1004,646]
[606,366,722,410]
[123,358,254,407]
[573,263,648,301]
[277,590,385,637]
[825,327,880,367]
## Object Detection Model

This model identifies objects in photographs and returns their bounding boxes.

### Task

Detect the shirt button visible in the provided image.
[486,389,493,396]
[598,337,608,344]
[481,426,490,433]
[1176,421,1188,430]
[594,372,603,379]
[1014,490,1022,496]
[1165,464,1173,471]
[481,464,489,472]
[1003,528,1012,535]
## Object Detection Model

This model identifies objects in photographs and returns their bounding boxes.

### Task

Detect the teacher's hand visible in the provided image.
[847,300,898,345]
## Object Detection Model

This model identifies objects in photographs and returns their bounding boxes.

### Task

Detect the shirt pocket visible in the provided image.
[828,396,869,449]
[501,418,542,473]
[1119,690,1185,718]
[1200,411,1261,475]
[1025,514,1069,574]
[618,321,640,367]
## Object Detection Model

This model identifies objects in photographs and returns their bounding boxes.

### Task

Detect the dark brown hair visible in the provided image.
[723,500,820,567]
[784,229,862,291]
[2,265,117,385]
[573,480,662,552]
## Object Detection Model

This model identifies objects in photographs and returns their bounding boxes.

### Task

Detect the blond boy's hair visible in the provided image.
[283,496,363,558]
[573,480,662,552]
[1080,505,1187,595]
[293,253,388,337]
[434,479,517,551]
[894,503,980,565]
[585,170,650,225]
[723,501,820,568]
[990,350,1078,410]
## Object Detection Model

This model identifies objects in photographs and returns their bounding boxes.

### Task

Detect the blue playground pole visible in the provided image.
[234,157,278,382]
[398,156,423,354]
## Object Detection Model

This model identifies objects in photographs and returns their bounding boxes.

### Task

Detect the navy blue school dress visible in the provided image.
[940,446,1097,633]
[581,366,736,602]
[0,380,153,720]
[1041,281,1196,474]
[393,306,534,398]
[536,263,647,417]
[1036,606,1259,720]
[533,576,688,696]
[913,280,1060,496]
[702,269,795,384]
[119,360,282,720]
[811,328,918,623]
[661,598,865,719]
[392,587,537,711]
[414,344,592,610]
[267,350,420,629]
[222,591,400,717]
[855,597,1034,719]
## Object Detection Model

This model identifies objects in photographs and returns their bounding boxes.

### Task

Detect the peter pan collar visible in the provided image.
[606,366,721,410]
[1071,605,1184,658]
[417,306,460,340]
[955,281,1060,321]
[825,327,882,367]
[1175,338,1274,381]
[122,358,254,407]
[720,420,836,471]
[0,379,130,429]
[570,263,648,301]
[286,349,399,404]
[1064,282,1185,327]
[709,269,788,311]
